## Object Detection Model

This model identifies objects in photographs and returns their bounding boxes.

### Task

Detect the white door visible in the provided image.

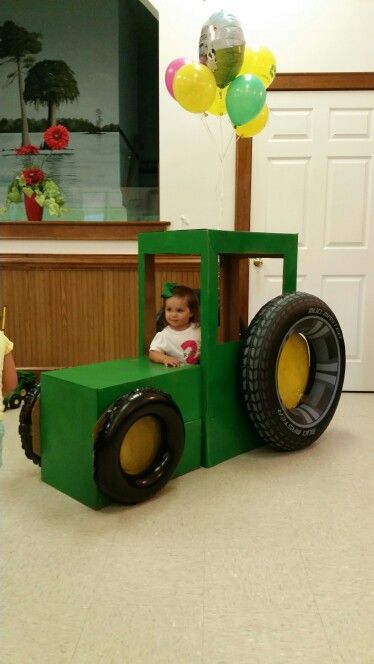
[249,91,374,391]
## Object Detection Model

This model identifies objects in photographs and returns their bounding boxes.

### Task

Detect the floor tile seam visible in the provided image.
[67,539,115,662]
[299,548,374,585]
[299,548,340,662]
[1,538,115,563]
[0,529,38,577]
[200,520,209,664]
[200,547,329,616]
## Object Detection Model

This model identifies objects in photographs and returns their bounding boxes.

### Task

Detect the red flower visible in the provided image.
[15,144,40,156]
[21,167,45,185]
[43,124,70,150]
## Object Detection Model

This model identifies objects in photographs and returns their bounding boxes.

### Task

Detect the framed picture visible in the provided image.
[0,0,159,223]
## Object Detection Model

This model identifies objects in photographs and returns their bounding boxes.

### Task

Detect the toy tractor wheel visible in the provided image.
[8,394,22,409]
[19,383,41,465]
[241,292,345,452]
[94,387,185,504]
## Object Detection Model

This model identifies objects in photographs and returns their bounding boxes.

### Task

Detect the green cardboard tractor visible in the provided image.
[19,230,345,509]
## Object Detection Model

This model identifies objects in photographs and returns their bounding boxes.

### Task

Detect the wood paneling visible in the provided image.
[1,254,200,369]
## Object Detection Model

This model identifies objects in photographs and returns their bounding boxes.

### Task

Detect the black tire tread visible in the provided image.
[18,383,41,465]
[241,292,345,452]
[94,387,185,504]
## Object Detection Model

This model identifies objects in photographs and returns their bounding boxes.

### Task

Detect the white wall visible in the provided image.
[158,0,374,233]
[3,0,374,254]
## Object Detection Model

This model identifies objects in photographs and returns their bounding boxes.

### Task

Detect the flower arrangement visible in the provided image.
[0,124,70,217]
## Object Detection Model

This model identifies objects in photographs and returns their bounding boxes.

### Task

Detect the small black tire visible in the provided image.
[94,387,185,504]
[18,383,41,465]
[241,292,345,452]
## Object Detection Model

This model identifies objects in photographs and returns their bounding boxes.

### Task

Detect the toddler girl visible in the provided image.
[149,284,201,367]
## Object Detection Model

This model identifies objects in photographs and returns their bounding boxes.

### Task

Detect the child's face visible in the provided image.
[165,296,192,331]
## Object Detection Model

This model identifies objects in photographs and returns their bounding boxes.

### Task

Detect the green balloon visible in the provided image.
[226,74,266,126]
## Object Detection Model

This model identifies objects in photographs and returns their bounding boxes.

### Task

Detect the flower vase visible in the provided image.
[24,194,43,221]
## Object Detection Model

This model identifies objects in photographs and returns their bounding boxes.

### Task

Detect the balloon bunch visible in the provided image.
[165,11,276,139]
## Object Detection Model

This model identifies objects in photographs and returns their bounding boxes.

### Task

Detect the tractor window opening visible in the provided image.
[217,254,288,344]
[218,254,249,344]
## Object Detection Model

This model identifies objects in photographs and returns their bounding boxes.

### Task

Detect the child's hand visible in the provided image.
[149,350,180,367]
[164,356,180,367]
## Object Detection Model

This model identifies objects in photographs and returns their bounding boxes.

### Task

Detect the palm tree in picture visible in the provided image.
[96,108,103,131]
[0,20,42,146]
[24,59,80,130]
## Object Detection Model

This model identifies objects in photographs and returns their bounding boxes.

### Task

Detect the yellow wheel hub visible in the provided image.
[119,415,162,475]
[277,333,310,409]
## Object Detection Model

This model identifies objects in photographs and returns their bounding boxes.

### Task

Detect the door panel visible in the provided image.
[250,91,374,390]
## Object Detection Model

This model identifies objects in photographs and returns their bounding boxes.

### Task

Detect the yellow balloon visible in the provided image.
[207,86,228,116]
[173,63,216,113]
[235,105,269,138]
[239,46,276,88]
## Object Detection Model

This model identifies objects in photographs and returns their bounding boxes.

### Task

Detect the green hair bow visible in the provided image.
[161,282,177,299]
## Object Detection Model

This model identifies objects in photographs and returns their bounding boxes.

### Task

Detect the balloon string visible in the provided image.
[200,113,219,154]
[222,130,235,161]
[201,113,226,230]
[218,116,224,230]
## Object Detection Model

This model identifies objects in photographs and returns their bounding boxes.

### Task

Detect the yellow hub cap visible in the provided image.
[277,333,310,409]
[119,415,162,475]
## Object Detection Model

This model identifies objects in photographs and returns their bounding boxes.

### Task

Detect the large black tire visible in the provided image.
[18,383,41,465]
[94,387,185,504]
[241,292,345,452]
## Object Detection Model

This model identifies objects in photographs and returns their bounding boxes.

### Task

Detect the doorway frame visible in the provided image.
[234,72,374,321]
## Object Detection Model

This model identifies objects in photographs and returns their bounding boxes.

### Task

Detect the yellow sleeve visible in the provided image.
[0,331,13,356]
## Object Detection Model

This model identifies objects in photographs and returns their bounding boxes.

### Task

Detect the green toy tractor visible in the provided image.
[19,230,345,509]
[3,370,37,411]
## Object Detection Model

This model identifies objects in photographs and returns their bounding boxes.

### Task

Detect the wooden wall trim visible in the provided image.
[234,137,252,232]
[1,253,138,270]
[0,253,200,270]
[236,72,374,233]
[0,221,169,241]
[270,72,374,91]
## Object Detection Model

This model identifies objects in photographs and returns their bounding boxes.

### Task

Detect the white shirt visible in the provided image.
[149,324,201,364]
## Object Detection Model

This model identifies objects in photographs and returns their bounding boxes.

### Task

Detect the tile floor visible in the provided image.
[1,393,373,663]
